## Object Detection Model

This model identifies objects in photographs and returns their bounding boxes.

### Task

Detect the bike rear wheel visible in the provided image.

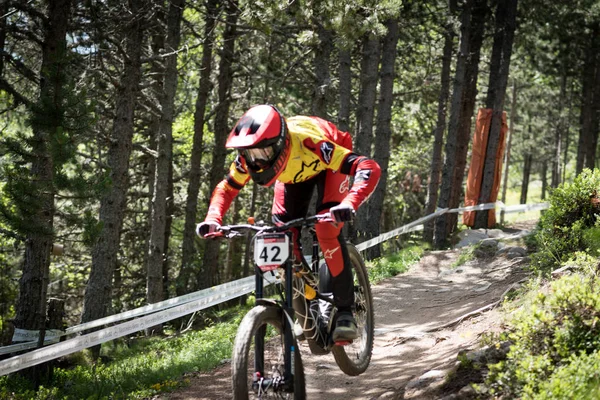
[232,305,306,399]
[332,244,374,376]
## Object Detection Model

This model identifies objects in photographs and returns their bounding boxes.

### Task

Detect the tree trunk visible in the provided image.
[13,0,71,384]
[500,80,517,224]
[434,0,488,248]
[473,0,517,229]
[590,39,600,170]
[179,0,220,296]
[541,160,547,200]
[520,153,532,204]
[83,0,145,335]
[240,182,258,306]
[338,48,352,132]
[424,0,457,243]
[551,70,567,188]
[563,82,575,183]
[199,0,239,290]
[576,22,599,174]
[364,18,399,260]
[224,198,241,282]
[312,6,332,119]
[163,161,174,297]
[353,32,380,241]
[146,0,184,334]
[0,0,8,77]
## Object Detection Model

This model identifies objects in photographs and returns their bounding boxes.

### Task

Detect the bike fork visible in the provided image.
[254,266,265,376]
[280,258,296,392]
[252,260,296,393]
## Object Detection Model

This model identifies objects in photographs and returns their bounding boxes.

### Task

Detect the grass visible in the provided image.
[0,306,250,400]
[365,245,425,284]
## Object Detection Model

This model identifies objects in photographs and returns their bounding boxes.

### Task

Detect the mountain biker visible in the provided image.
[196,104,381,342]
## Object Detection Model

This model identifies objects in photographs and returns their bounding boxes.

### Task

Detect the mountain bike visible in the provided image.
[212,213,374,399]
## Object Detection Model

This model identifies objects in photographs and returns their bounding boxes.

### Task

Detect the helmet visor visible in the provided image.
[240,146,275,170]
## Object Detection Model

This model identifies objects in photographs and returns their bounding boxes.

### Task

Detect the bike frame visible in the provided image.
[218,214,337,393]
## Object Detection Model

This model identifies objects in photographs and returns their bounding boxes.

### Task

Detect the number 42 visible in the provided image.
[259,246,282,263]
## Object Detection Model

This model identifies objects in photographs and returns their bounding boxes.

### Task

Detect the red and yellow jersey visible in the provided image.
[206,116,381,224]
[228,116,353,186]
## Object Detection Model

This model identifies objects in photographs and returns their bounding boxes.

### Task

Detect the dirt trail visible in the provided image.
[159,224,532,400]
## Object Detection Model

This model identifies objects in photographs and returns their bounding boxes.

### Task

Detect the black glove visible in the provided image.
[196,221,220,238]
[329,203,355,223]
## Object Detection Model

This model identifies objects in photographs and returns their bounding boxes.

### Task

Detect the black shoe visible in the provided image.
[332,311,358,342]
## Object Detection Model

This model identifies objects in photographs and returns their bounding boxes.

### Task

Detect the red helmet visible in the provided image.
[226,105,291,186]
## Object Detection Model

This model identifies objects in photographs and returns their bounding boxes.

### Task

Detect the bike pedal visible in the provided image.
[334,340,353,346]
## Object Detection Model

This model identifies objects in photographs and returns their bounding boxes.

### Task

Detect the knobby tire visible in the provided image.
[331,244,374,376]
[232,305,306,399]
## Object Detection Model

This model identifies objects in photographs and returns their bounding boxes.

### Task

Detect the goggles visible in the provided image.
[240,146,275,169]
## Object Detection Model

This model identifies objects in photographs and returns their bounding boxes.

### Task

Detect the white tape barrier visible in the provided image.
[356,208,448,251]
[355,202,548,252]
[0,273,279,376]
[0,275,268,357]
[0,330,64,355]
[0,201,547,376]
[65,276,260,335]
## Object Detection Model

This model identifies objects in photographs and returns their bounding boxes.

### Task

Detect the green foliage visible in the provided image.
[486,273,600,399]
[366,245,424,284]
[533,351,600,400]
[530,169,600,273]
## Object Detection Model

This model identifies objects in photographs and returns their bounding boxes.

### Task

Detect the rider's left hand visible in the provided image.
[330,203,355,223]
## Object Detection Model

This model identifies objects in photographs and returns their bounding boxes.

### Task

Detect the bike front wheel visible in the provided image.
[232,305,306,399]
[332,244,374,376]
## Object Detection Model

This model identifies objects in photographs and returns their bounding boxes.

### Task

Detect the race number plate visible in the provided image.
[254,233,290,271]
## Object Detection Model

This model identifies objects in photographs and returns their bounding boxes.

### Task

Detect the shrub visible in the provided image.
[486,273,600,398]
[534,351,600,400]
[530,168,600,273]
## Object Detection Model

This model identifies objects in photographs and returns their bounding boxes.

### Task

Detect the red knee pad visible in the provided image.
[315,222,344,277]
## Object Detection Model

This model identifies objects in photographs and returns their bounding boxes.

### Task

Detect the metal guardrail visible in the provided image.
[0,201,547,376]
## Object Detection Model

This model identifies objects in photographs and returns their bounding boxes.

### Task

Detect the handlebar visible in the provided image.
[208,213,333,239]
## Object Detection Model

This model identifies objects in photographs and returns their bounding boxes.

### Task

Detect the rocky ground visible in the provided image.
[157,222,535,400]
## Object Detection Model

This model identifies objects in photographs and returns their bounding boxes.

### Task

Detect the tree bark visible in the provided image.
[146,0,184,334]
[500,80,517,224]
[364,18,399,260]
[473,0,517,229]
[521,154,532,204]
[0,0,8,77]
[338,48,352,132]
[13,0,71,383]
[83,0,145,333]
[198,0,239,290]
[179,0,220,296]
[590,35,600,170]
[353,32,380,241]
[312,5,332,119]
[541,159,547,200]
[424,0,457,243]
[576,22,599,174]
[434,0,488,248]
[551,70,567,188]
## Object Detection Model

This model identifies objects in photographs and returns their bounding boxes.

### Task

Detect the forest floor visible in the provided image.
[155,221,536,400]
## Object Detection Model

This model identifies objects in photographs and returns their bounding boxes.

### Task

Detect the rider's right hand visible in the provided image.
[196,221,221,238]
